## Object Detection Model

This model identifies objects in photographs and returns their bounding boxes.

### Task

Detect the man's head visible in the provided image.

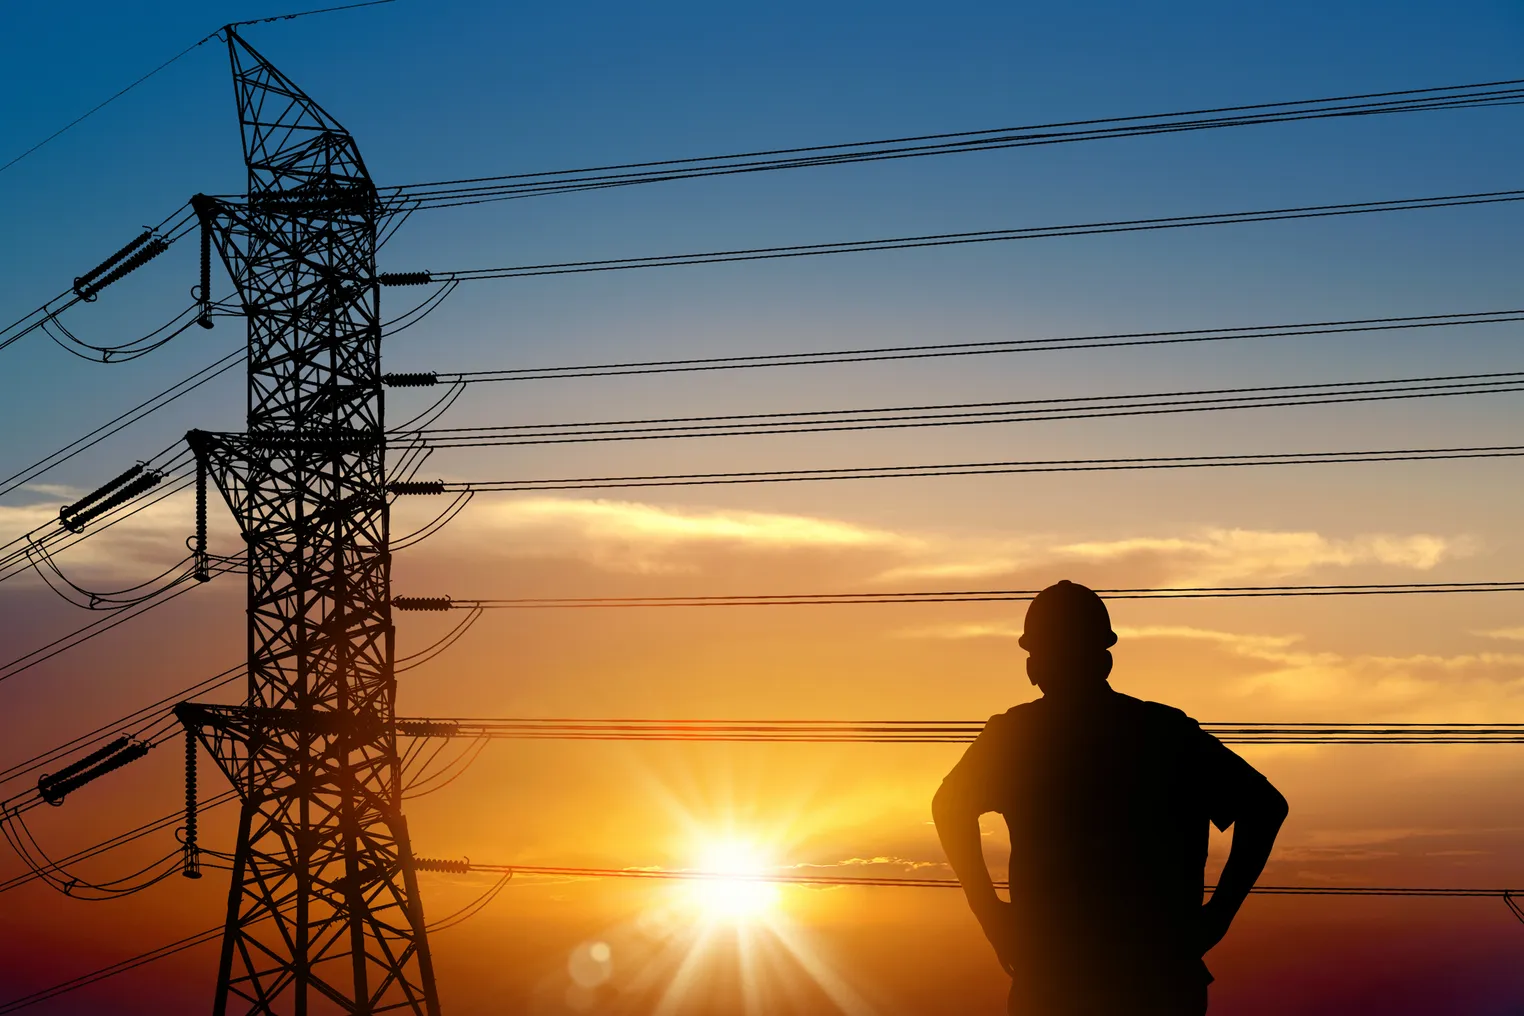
[1019,580,1116,696]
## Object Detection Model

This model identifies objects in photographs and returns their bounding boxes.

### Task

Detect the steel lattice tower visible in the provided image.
[176,28,440,1015]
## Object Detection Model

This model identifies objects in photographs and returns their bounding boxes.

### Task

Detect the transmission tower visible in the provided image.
[174,28,440,1015]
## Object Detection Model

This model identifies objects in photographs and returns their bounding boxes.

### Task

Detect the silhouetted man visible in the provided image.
[933,580,1288,1015]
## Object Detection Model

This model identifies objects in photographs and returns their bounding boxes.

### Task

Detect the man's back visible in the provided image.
[933,581,1287,1015]
[941,689,1268,1014]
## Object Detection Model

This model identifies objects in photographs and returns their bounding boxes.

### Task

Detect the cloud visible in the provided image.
[1273,826,1509,865]
[881,528,1468,586]
[782,856,950,874]
[1108,623,1524,715]
[894,621,1025,640]
[896,616,1524,719]
[440,495,1472,591]
[0,486,204,581]
[1476,627,1524,642]
[430,496,917,573]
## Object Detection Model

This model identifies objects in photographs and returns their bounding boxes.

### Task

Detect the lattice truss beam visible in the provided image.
[180,29,440,1016]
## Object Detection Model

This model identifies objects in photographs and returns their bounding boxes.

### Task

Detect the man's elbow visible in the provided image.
[1258,781,1289,825]
[931,783,953,824]
[931,782,966,830]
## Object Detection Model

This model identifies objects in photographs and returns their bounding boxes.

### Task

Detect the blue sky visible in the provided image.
[0,1,1519,502]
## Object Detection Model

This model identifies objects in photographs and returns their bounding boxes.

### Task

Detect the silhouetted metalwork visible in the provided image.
[176,27,439,1016]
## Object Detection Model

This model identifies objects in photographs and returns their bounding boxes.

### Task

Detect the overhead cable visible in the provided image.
[414,190,1524,282]
[435,860,1524,903]
[406,309,1523,384]
[0,666,244,792]
[413,443,1524,494]
[404,370,1524,448]
[397,581,1524,611]
[0,207,198,357]
[0,554,238,687]
[394,718,1524,745]
[387,79,1524,210]
[0,354,239,501]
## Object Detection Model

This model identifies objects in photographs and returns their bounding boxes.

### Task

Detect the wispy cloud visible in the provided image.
[881,528,1468,586]
[436,495,1472,591]
[1475,627,1524,642]
[437,497,917,573]
[0,487,203,579]
[1118,624,1524,714]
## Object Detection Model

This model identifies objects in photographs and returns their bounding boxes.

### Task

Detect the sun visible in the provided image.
[687,839,781,924]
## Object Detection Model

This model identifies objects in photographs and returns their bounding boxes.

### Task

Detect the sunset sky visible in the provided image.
[1,1,1522,1013]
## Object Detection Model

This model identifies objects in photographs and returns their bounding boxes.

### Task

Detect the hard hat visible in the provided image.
[1018,580,1117,651]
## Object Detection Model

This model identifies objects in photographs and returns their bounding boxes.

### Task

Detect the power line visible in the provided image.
[406,370,1524,448]
[447,861,1523,902]
[419,190,1524,281]
[394,718,1524,745]
[0,555,238,687]
[0,665,244,792]
[0,1,398,178]
[0,924,225,1014]
[417,443,1524,493]
[0,350,240,502]
[0,49,216,177]
[419,310,1523,383]
[226,0,398,30]
[0,456,197,589]
[0,605,479,795]
[400,581,1524,611]
[0,207,199,357]
[387,79,1524,210]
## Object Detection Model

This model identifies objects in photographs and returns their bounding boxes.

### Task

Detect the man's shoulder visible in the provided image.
[990,700,1043,723]
[1108,691,1203,732]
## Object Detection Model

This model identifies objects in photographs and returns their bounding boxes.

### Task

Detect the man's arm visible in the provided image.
[1201,777,1289,953]
[932,782,1015,973]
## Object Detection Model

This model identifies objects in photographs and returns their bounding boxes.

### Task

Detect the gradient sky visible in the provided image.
[1,1,1522,1013]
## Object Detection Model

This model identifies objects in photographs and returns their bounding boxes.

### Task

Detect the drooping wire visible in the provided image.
[0,207,198,357]
[424,871,513,932]
[0,449,196,586]
[25,547,196,610]
[381,279,460,338]
[0,792,238,898]
[391,492,474,552]
[0,808,181,901]
[396,607,483,673]
[402,737,491,800]
[37,298,237,364]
